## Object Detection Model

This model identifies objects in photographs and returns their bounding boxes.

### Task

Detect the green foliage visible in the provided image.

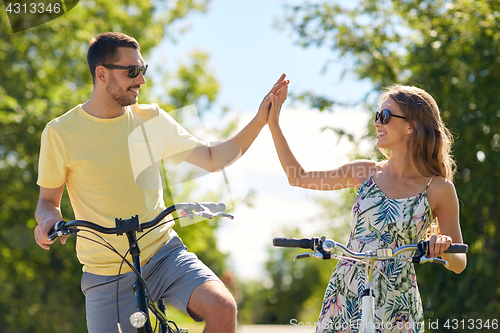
[163,50,220,113]
[282,0,500,328]
[0,1,232,332]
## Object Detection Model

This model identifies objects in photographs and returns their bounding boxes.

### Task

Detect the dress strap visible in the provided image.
[424,177,434,191]
[370,163,378,177]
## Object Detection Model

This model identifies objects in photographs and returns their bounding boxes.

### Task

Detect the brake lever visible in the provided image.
[294,252,331,261]
[47,227,77,241]
[420,256,449,267]
[47,221,69,241]
[412,241,449,267]
[213,212,234,220]
[412,251,449,267]
[193,209,234,220]
[193,211,233,220]
[47,232,60,242]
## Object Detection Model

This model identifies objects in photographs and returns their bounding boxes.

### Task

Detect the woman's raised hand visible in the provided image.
[269,78,289,127]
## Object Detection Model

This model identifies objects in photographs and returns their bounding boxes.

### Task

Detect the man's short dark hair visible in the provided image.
[87,32,140,83]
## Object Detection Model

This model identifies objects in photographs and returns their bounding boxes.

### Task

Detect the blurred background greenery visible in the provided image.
[1,1,499,332]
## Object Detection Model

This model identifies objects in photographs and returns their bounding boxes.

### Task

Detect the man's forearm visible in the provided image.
[211,116,265,170]
[34,186,65,249]
[226,116,266,155]
[35,199,63,224]
[187,116,266,172]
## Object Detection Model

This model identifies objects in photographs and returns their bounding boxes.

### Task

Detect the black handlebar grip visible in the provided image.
[199,202,226,213]
[273,238,316,250]
[444,243,468,253]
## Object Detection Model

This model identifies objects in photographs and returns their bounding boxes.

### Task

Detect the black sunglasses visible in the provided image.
[101,64,148,78]
[375,109,406,125]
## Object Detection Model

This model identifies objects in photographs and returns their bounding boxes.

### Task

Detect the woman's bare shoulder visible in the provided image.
[342,159,378,184]
[427,176,459,210]
[350,159,378,168]
[429,176,457,195]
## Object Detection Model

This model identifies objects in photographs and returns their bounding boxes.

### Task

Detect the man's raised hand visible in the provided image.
[256,74,288,125]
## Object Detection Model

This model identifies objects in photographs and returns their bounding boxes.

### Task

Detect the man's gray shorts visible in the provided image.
[81,236,221,333]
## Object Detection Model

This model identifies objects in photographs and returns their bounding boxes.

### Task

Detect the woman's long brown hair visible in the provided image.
[381,84,456,181]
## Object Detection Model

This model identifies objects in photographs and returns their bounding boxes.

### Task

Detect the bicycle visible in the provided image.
[273,236,468,333]
[48,202,234,333]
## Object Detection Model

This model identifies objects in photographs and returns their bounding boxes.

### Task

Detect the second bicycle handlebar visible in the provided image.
[48,202,231,241]
[273,237,468,265]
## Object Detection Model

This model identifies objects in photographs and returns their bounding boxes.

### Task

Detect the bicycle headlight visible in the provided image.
[129,311,148,328]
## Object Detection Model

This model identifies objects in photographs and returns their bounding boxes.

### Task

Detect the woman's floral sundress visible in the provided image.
[316,169,434,333]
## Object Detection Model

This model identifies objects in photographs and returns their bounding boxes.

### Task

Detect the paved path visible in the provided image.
[178,323,316,333]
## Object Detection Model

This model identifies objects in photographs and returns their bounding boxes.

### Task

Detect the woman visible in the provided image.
[268,82,466,333]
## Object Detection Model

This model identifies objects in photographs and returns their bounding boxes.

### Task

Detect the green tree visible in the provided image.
[0,1,233,332]
[281,0,500,329]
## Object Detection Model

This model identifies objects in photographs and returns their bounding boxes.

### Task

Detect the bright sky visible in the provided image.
[149,0,374,113]
[149,0,375,279]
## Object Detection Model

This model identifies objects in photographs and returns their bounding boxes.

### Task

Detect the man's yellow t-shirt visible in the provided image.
[37,103,200,275]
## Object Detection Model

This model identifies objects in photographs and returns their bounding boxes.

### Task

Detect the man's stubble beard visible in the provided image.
[106,73,137,107]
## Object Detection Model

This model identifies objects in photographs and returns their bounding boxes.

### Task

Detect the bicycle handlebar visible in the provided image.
[48,202,231,241]
[272,237,319,250]
[273,237,468,265]
[422,242,468,254]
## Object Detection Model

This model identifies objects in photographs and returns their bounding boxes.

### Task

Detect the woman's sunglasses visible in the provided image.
[101,64,148,78]
[375,109,406,125]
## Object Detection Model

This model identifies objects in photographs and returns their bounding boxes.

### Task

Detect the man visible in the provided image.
[34,32,287,333]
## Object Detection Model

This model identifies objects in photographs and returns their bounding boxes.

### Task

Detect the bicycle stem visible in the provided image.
[126,230,153,333]
[365,258,375,285]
